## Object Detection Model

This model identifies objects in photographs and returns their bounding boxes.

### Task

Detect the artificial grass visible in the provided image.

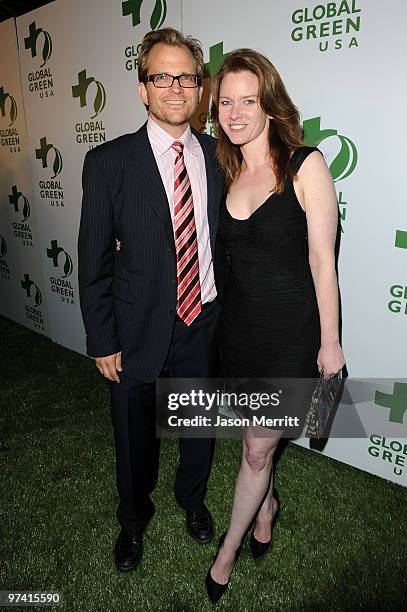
[0,315,406,611]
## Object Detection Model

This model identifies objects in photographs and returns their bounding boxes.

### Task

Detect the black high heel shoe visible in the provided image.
[205,532,243,604]
[250,489,280,560]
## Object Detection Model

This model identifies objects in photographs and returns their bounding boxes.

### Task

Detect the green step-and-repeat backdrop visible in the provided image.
[1,0,406,485]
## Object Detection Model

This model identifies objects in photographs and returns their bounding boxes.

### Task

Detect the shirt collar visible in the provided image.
[147,116,199,156]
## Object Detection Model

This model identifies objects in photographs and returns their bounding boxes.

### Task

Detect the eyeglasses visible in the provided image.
[145,73,201,88]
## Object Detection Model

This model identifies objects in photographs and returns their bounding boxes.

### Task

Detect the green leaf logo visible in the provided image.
[0,87,18,126]
[330,135,358,182]
[21,273,43,305]
[52,147,63,178]
[41,30,53,67]
[63,251,74,278]
[35,285,42,306]
[150,0,167,30]
[9,96,17,126]
[21,196,31,221]
[72,70,106,118]
[47,240,73,277]
[0,235,7,258]
[25,23,53,66]
[303,116,358,183]
[8,185,31,220]
[91,80,106,119]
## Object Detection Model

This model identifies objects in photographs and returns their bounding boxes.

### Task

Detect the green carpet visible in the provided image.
[0,316,406,611]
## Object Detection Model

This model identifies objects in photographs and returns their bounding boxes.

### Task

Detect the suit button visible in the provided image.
[172,278,176,284]
[169,310,175,317]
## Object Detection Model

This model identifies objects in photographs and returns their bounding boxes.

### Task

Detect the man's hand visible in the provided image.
[95,352,122,383]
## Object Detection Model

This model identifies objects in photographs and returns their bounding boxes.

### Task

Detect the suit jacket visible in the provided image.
[78,122,224,382]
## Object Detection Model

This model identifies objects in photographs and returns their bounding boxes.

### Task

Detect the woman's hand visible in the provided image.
[317,341,345,379]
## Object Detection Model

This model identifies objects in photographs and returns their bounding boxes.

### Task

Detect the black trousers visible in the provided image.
[109,300,219,534]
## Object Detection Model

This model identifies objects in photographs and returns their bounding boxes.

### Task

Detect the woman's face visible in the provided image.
[218,70,269,147]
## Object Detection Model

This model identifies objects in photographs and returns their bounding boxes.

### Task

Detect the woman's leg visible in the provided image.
[253,466,278,543]
[210,426,283,584]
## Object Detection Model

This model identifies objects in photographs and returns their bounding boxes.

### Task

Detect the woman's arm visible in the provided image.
[296,151,346,377]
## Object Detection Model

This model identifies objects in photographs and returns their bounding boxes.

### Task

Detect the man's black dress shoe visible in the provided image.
[186,505,213,544]
[114,529,143,572]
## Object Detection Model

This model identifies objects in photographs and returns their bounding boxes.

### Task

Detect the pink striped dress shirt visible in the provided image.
[147,117,217,305]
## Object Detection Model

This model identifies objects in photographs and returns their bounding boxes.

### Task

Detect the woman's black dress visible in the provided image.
[217,147,321,425]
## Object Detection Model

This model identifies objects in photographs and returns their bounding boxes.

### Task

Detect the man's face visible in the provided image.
[138,43,202,136]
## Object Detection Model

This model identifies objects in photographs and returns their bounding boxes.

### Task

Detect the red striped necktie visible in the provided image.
[171,140,202,326]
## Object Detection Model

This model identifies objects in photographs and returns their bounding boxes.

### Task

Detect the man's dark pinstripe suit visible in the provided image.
[78,122,224,534]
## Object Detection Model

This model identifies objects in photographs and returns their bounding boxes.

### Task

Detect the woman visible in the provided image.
[205,49,345,603]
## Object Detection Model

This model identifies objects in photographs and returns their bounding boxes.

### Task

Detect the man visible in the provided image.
[78,28,223,571]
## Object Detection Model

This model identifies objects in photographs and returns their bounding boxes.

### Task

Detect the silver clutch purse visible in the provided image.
[304,371,343,438]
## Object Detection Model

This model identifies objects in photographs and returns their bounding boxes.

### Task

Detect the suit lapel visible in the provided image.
[126,123,175,251]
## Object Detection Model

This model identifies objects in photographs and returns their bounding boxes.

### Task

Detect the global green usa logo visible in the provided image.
[24,21,52,66]
[0,86,17,126]
[122,0,167,30]
[46,240,75,304]
[0,126,20,153]
[35,136,63,178]
[303,116,358,182]
[72,70,106,119]
[72,70,107,146]
[9,187,33,247]
[46,239,73,278]
[368,434,406,478]
[291,1,361,52]
[8,185,33,247]
[21,273,42,306]
[122,1,167,72]
[9,185,30,221]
